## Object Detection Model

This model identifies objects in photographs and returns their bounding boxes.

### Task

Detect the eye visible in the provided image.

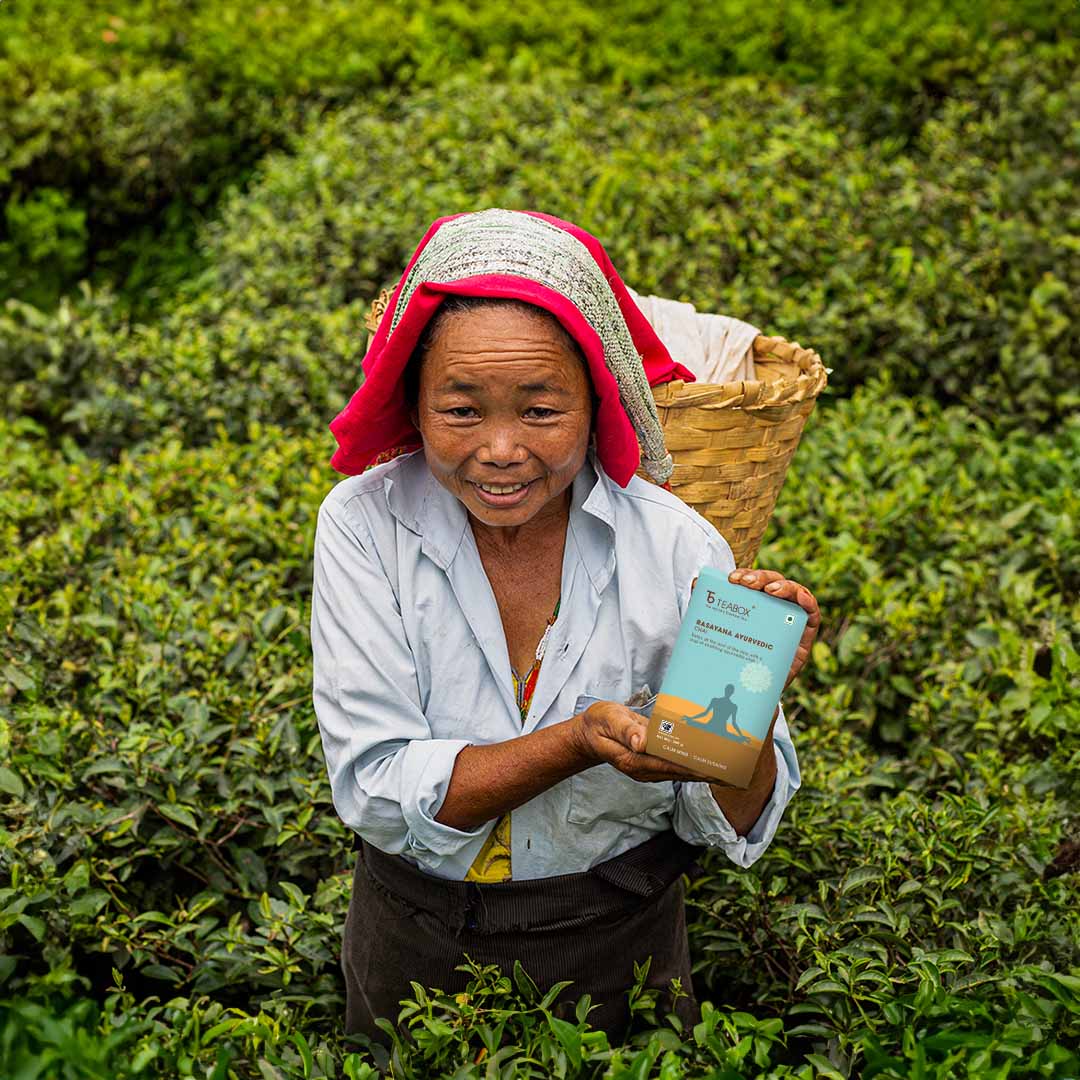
[525,407,558,419]
[445,406,477,418]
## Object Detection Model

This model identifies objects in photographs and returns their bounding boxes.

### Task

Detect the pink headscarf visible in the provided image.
[328,209,695,487]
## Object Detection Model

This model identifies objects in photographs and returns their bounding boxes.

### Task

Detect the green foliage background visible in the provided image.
[1,2,1078,1077]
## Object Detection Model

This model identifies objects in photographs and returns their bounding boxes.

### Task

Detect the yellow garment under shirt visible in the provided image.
[464,621,557,883]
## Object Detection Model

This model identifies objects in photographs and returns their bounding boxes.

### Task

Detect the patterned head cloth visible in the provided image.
[328,208,696,486]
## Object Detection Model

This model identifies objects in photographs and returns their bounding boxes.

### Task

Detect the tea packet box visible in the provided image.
[644,566,808,787]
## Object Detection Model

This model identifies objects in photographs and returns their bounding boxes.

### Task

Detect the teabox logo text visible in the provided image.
[705,590,754,619]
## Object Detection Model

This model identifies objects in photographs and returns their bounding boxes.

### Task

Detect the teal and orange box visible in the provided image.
[645,566,807,786]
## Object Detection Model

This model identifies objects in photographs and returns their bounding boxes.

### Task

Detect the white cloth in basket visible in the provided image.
[627,286,760,385]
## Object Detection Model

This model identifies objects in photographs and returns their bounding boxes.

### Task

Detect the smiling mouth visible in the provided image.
[470,479,535,495]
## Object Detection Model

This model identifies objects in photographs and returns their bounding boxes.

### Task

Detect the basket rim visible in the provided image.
[651,333,828,410]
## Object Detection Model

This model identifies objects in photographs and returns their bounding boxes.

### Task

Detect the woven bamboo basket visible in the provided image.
[638,336,827,568]
[364,290,827,569]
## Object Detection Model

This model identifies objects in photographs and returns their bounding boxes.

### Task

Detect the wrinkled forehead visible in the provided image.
[420,305,592,396]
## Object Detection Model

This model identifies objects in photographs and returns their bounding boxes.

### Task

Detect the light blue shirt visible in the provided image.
[310,447,801,881]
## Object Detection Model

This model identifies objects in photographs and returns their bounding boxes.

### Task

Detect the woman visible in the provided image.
[310,209,820,1044]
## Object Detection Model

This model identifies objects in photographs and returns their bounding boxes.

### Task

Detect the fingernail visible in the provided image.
[744,573,756,583]
[730,571,743,581]
[765,582,781,591]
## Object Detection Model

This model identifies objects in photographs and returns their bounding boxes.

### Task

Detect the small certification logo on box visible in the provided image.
[659,719,675,734]
[785,614,796,624]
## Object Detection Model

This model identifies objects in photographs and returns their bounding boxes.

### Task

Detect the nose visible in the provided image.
[477,420,529,467]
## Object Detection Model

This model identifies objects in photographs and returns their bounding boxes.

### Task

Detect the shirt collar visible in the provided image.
[568,449,617,594]
[383,447,617,582]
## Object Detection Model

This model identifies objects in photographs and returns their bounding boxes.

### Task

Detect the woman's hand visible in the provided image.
[569,701,721,784]
[724,568,820,691]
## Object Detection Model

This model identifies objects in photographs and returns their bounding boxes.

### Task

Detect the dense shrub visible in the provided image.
[2,6,1076,1074]
[761,379,1079,763]
[2,378,1077,1075]
[0,62,292,312]
[3,42,1076,461]
[2,0,1076,309]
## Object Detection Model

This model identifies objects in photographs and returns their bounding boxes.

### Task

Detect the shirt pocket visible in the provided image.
[568,692,671,826]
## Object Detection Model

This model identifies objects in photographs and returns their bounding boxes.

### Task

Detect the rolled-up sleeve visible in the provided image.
[671,700,801,868]
[310,494,489,867]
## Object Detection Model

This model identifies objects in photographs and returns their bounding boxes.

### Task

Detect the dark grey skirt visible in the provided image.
[342,829,706,1046]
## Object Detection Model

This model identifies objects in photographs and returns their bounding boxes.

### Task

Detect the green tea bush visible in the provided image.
[2,375,1076,1076]
[2,0,1076,309]
[193,43,1080,431]
[762,380,1079,763]
[1,419,346,1003]
[0,7,301,311]
[2,8,1077,1072]
[2,40,1076,464]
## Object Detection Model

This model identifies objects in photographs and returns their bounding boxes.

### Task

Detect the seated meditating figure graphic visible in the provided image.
[682,684,752,743]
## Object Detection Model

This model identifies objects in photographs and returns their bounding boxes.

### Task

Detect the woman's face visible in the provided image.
[410,304,593,529]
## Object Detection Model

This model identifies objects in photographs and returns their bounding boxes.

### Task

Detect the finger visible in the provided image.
[600,725,647,757]
[800,621,819,650]
[786,633,822,689]
[607,711,647,753]
[762,579,801,601]
[763,579,819,619]
[786,636,813,682]
[785,583,819,616]
[798,585,821,620]
[634,754,716,784]
[729,568,785,591]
